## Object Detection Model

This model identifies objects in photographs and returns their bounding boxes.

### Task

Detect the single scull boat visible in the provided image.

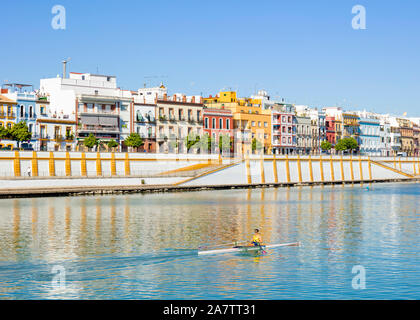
[198,242,300,255]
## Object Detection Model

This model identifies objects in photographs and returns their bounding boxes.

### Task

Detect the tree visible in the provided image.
[218,134,232,154]
[321,140,332,152]
[83,133,99,151]
[0,126,11,140]
[184,133,200,153]
[197,134,213,153]
[10,121,32,148]
[107,139,119,151]
[334,139,347,153]
[251,138,263,153]
[344,137,358,152]
[124,133,143,151]
[335,137,359,154]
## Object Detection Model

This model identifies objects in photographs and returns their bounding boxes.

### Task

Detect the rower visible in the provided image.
[251,229,262,246]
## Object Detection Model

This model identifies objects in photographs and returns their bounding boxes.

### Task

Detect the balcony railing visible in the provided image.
[79,110,118,116]
[79,125,119,132]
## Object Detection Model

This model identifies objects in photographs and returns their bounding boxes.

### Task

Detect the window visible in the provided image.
[226,119,230,130]
[219,118,223,129]
[264,122,268,128]
[29,106,33,118]
[20,105,24,118]
[252,121,255,127]
[258,121,261,127]
[204,117,209,129]
[212,118,216,129]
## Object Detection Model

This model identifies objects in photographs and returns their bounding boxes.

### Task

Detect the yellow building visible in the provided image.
[204,91,272,155]
[0,95,18,149]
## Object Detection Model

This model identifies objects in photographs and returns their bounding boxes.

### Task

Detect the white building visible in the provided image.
[40,72,133,151]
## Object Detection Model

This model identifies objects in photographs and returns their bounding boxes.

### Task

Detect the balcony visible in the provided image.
[136,115,156,123]
[53,135,65,142]
[79,111,118,117]
[6,113,15,119]
[78,125,120,133]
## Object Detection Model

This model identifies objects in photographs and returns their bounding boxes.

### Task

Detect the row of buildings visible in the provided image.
[1,70,419,156]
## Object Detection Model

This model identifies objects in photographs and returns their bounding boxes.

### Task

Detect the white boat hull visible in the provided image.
[198,242,300,255]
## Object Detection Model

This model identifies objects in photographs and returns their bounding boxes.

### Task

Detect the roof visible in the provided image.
[2,83,32,88]
[0,95,16,104]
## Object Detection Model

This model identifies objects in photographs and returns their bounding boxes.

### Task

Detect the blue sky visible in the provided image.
[1,0,419,116]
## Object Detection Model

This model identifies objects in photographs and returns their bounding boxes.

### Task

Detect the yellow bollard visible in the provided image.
[368,157,372,180]
[245,155,252,184]
[308,155,313,182]
[125,152,130,176]
[49,152,55,177]
[320,155,324,182]
[297,154,302,182]
[260,153,265,184]
[65,152,71,176]
[111,152,117,176]
[350,155,354,181]
[14,151,21,177]
[285,155,291,183]
[330,155,335,181]
[273,154,278,183]
[359,156,363,181]
[81,153,87,176]
[32,151,38,177]
[96,152,102,176]
[340,155,345,181]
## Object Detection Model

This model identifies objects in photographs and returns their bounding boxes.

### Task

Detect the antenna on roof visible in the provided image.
[62,57,71,79]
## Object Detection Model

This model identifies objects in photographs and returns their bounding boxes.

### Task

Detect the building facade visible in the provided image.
[203,107,234,154]
[132,103,156,153]
[295,116,312,155]
[156,95,204,154]
[271,103,296,155]
[358,116,381,156]
[396,118,414,156]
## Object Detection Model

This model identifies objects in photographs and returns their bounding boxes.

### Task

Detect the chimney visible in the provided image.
[164,93,167,101]
[182,95,186,103]
[209,94,212,98]
[173,94,177,101]
[191,96,195,103]
[200,96,203,103]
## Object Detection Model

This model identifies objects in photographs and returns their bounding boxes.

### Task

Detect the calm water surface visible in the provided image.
[0,182,419,299]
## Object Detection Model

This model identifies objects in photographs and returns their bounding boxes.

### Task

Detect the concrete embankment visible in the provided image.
[0,178,418,199]
[0,153,419,199]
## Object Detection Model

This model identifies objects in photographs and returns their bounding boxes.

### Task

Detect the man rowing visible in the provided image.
[251,229,262,246]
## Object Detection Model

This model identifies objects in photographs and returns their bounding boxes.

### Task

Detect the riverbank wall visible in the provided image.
[0,152,419,198]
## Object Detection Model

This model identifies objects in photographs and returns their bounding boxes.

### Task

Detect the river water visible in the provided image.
[0,182,419,299]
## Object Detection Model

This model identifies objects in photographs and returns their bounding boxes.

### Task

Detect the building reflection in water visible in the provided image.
[0,184,413,269]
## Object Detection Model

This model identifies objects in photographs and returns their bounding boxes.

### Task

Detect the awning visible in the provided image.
[99,116,118,126]
[80,116,99,125]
